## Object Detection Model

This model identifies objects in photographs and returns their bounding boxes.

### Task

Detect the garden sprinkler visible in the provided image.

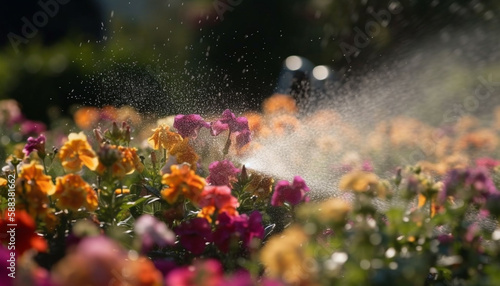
[274,55,314,98]
[274,56,339,104]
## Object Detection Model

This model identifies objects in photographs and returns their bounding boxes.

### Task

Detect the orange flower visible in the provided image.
[0,210,47,256]
[161,164,206,205]
[147,125,183,151]
[96,145,144,179]
[73,107,100,130]
[262,93,297,114]
[123,257,164,286]
[59,132,98,173]
[16,161,55,217]
[54,174,98,211]
[0,177,6,187]
[197,186,239,223]
[243,112,263,135]
[169,138,199,170]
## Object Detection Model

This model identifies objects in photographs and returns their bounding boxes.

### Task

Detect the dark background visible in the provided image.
[0,0,499,123]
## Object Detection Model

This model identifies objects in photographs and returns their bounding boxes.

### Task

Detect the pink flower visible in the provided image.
[173,114,210,138]
[476,157,500,170]
[207,160,240,187]
[134,214,175,252]
[23,134,46,158]
[213,211,264,253]
[165,259,223,286]
[175,218,212,255]
[210,109,249,136]
[361,160,374,172]
[199,186,240,219]
[271,176,310,206]
[20,120,46,136]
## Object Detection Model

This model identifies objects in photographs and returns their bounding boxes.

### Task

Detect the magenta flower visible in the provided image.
[23,134,46,158]
[361,160,374,172]
[271,176,310,206]
[213,211,264,253]
[20,120,46,136]
[440,167,499,206]
[210,109,249,136]
[134,214,176,252]
[0,246,13,286]
[165,259,223,286]
[476,157,500,170]
[175,218,212,255]
[207,160,240,187]
[173,114,210,138]
[235,129,252,148]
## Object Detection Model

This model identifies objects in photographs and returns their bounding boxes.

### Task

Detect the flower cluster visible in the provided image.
[4,97,500,286]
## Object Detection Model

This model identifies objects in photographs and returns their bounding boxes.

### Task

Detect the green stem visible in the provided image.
[222,131,232,159]
[41,157,48,175]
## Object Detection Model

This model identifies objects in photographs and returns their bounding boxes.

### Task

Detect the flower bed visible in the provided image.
[1,95,500,285]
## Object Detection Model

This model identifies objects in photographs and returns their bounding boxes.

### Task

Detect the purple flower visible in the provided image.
[20,120,46,136]
[271,176,310,206]
[134,214,176,252]
[207,160,240,187]
[210,109,249,136]
[213,211,264,253]
[173,114,210,138]
[440,167,499,206]
[23,134,46,158]
[175,218,212,255]
[235,129,252,148]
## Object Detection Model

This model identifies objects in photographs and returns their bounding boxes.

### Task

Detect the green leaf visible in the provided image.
[143,184,162,197]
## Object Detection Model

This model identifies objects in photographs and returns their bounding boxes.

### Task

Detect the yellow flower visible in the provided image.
[16,161,55,217]
[59,132,98,173]
[261,226,316,285]
[0,177,6,187]
[147,125,183,151]
[161,164,206,205]
[96,146,144,179]
[245,173,274,201]
[169,138,199,170]
[339,171,379,192]
[54,174,98,211]
[318,198,351,224]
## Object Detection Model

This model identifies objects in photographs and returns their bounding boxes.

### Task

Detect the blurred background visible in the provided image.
[0,0,499,124]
